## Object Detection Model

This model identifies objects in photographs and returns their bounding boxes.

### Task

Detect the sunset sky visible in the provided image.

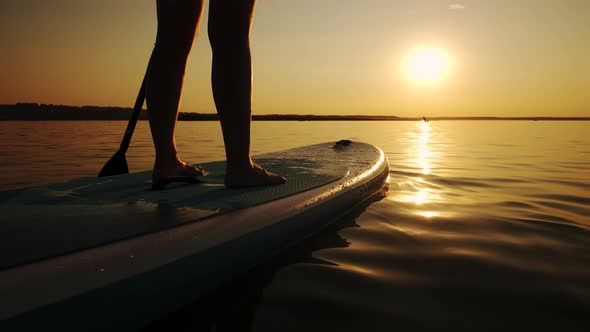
[1,0,589,117]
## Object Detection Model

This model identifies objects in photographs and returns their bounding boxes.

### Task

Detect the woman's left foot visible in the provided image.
[225,162,286,189]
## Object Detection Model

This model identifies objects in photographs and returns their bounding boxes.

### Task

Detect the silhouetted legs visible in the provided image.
[209,0,285,187]
[147,0,285,189]
[147,0,204,185]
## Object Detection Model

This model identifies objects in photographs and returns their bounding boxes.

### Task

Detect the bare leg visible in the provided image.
[209,0,286,188]
[147,0,204,187]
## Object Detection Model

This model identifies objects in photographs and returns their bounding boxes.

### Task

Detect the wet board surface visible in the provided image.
[0,145,349,269]
[0,141,389,331]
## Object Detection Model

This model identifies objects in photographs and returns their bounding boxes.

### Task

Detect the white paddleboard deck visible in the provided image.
[0,141,388,331]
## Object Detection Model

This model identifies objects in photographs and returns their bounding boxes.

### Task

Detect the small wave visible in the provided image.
[532,200,590,219]
[532,194,590,206]
[498,200,536,209]
[545,179,590,190]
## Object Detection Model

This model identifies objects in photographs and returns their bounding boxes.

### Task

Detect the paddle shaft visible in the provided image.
[119,74,147,154]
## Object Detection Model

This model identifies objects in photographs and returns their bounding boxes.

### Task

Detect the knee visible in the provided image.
[208,0,254,53]
[154,30,196,59]
[154,0,203,58]
[208,23,250,54]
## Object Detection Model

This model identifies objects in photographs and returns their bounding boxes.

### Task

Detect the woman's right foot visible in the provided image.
[225,162,286,189]
[152,159,204,190]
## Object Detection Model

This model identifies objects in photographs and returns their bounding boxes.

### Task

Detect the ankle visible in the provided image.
[155,154,180,167]
[226,160,253,174]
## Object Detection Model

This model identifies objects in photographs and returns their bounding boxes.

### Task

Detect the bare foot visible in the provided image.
[152,159,204,190]
[225,162,287,189]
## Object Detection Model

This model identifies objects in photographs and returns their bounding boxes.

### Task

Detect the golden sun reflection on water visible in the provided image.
[416,211,439,218]
[389,121,445,218]
[417,121,432,175]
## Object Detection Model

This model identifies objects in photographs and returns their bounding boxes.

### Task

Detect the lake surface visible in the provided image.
[1,120,589,330]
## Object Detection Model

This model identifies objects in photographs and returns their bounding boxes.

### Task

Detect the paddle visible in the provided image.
[98,73,147,177]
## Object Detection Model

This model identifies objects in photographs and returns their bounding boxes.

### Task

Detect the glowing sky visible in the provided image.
[1,0,589,116]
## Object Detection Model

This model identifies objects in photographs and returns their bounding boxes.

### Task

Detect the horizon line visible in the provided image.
[0,103,588,120]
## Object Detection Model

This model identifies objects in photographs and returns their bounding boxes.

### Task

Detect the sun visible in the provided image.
[402,47,450,85]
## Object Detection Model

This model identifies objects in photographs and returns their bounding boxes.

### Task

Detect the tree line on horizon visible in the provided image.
[0,103,403,121]
[0,103,587,121]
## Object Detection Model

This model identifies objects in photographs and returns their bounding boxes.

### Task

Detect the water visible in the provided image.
[1,120,589,330]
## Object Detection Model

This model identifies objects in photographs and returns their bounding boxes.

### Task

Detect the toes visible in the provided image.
[188,166,204,176]
[224,165,286,188]
[154,161,204,179]
[260,169,286,184]
[180,161,204,176]
[271,174,287,184]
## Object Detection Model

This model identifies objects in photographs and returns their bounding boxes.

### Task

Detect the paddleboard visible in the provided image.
[0,140,388,331]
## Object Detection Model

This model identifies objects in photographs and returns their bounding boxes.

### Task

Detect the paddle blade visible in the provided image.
[98,150,129,177]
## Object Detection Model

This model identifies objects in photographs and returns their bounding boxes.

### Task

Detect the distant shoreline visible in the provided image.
[1,103,588,121]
